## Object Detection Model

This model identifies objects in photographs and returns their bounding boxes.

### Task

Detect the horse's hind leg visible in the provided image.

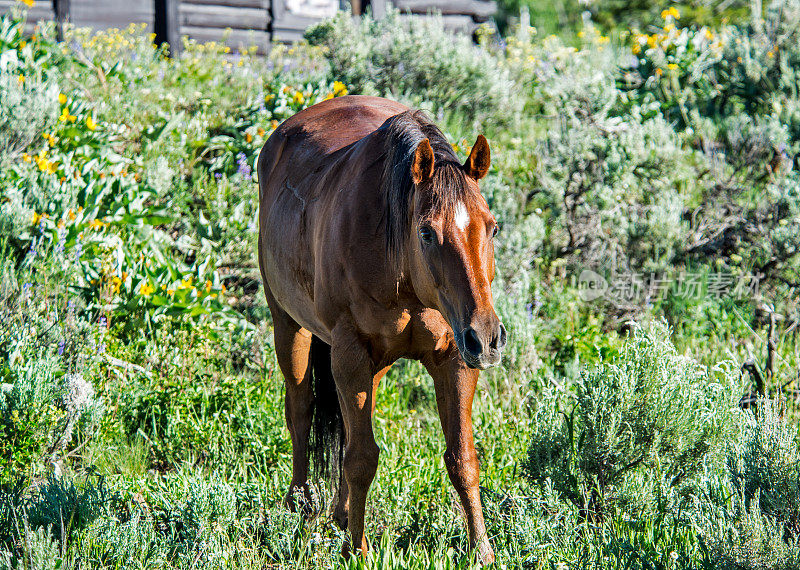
[266,290,315,512]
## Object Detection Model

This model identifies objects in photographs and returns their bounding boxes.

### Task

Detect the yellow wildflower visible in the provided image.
[58,93,67,104]
[17,75,24,84]
[139,282,155,296]
[22,153,31,163]
[767,50,774,58]
[598,35,609,44]
[20,41,26,48]
[293,91,305,105]
[205,280,212,292]
[178,277,192,290]
[655,67,663,76]
[332,81,347,96]
[667,63,678,70]
[59,108,77,123]
[257,127,265,137]
[270,120,279,130]
[111,276,122,293]
[20,0,35,7]
[661,6,679,19]
[86,116,97,131]
[32,212,42,225]
[245,132,253,143]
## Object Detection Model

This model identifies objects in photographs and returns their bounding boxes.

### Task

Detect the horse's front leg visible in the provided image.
[330,320,383,556]
[424,346,495,565]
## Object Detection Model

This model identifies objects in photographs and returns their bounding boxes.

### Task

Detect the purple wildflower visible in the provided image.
[58,339,65,355]
[55,229,66,254]
[237,153,252,181]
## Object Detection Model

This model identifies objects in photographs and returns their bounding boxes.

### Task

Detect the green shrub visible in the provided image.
[730,401,800,537]
[696,401,800,570]
[305,8,520,126]
[0,51,58,164]
[0,524,62,570]
[0,334,103,483]
[525,320,742,517]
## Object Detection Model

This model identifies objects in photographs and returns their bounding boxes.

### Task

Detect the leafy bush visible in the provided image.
[526,320,742,517]
[0,325,103,483]
[305,8,520,126]
[694,401,800,570]
[730,401,800,538]
[0,50,58,163]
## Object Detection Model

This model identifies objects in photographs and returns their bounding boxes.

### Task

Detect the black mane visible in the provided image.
[382,110,473,264]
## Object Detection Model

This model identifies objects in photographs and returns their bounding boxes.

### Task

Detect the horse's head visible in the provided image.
[407,135,506,369]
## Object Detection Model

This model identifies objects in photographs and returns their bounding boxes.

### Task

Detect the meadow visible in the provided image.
[1,0,799,567]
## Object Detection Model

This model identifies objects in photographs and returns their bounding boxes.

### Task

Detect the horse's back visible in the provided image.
[272,95,409,156]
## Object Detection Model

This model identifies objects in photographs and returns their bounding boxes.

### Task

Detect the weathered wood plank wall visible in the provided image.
[70,0,154,31]
[2,0,496,51]
[180,0,270,53]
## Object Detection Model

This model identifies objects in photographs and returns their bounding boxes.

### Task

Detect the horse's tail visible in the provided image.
[309,335,344,484]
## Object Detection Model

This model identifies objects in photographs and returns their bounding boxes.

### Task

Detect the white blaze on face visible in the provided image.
[454,201,470,231]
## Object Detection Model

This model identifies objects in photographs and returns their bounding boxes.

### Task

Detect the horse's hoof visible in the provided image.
[476,541,495,566]
[282,485,316,518]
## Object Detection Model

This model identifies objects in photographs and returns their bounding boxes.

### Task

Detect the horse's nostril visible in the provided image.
[490,323,507,350]
[463,327,482,357]
[497,323,507,349]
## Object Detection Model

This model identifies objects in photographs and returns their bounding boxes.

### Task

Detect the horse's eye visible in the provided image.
[491,224,500,238]
[419,225,434,245]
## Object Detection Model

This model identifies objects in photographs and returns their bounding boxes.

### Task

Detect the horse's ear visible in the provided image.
[412,139,435,185]
[464,135,491,180]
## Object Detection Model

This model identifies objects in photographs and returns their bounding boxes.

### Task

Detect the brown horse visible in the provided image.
[257,95,506,564]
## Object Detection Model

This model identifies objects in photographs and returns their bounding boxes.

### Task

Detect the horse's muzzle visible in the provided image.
[456,321,507,370]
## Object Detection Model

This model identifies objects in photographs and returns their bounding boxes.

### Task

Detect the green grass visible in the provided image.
[2,2,800,568]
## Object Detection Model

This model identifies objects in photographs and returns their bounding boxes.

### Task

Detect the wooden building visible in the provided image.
[1,0,496,52]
